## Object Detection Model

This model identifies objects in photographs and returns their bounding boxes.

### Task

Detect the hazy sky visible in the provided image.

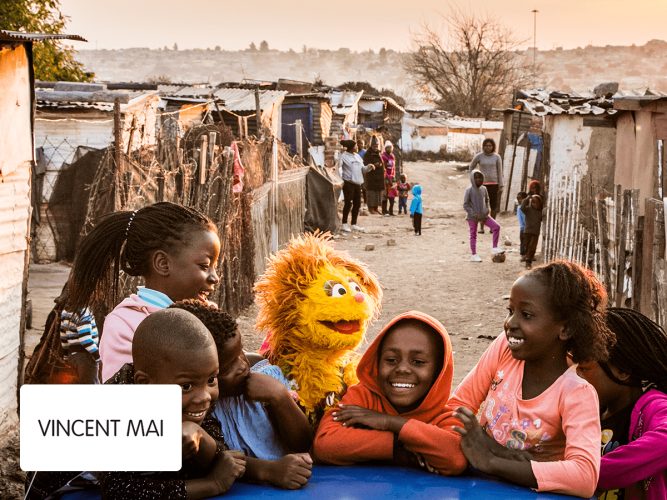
[61,0,666,51]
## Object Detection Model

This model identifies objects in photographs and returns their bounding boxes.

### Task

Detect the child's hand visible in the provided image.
[268,453,313,489]
[244,372,288,405]
[209,450,246,494]
[453,407,532,464]
[332,404,407,433]
[453,407,498,472]
[182,421,204,460]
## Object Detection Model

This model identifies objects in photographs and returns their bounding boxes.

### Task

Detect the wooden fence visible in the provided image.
[543,172,666,322]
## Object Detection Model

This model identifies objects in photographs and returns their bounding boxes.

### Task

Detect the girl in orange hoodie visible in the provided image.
[313,311,466,475]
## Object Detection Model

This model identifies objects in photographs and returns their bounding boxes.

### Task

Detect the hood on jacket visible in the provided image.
[412,185,422,196]
[469,169,485,185]
[356,310,453,419]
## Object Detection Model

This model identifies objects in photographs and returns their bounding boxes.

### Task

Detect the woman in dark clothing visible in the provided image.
[363,135,386,215]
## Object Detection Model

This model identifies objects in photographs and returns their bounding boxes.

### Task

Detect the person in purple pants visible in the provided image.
[463,170,502,262]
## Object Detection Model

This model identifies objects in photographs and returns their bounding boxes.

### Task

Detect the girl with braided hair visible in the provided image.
[448,260,615,498]
[68,201,221,381]
[577,307,667,500]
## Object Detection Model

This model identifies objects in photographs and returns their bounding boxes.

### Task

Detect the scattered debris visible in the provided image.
[364,244,375,251]
[477,335,495,340]
[502,294,510,300]
[461,336,472,340]
[387,239,396,246]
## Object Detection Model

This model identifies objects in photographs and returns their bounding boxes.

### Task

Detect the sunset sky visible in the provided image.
[61,0,666,51]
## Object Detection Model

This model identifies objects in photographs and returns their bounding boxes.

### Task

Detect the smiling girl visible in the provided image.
[313,311,466,475]
[448,260,615,498]
[67,202,221,381]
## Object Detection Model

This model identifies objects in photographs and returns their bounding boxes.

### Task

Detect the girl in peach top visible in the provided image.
[449,261,615,498]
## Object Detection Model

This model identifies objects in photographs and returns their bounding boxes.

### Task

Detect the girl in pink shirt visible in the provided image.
[449,260,615,498]
[577,307,667,500]
[67,202,221,381]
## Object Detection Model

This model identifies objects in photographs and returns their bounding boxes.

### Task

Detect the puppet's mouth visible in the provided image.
[319,320,361,334]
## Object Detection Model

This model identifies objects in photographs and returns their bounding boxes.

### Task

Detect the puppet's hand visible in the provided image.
[332,404,407,433]
[342,357,359,387]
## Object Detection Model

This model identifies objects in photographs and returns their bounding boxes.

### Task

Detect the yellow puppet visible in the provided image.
[255,232,382,425]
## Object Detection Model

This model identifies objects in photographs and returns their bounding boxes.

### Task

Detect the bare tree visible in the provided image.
[405,9,534,118]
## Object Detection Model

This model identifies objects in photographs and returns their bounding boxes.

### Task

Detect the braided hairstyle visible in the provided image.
[68,202,216,311]
[529,260,615,363]
[604,307,667,392]
[169,299,238,354]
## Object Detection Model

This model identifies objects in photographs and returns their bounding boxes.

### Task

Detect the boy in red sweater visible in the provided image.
[313,311,465,475]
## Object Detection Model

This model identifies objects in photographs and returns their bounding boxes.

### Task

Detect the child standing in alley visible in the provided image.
[397,174,410,215]
[410,184,423,235]
[463,170,502,262]
[387,181,398,216]
[516,191,528,262]
[522,181,544,269]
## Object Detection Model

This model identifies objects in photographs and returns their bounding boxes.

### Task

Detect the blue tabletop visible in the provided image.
[62,465,585,499]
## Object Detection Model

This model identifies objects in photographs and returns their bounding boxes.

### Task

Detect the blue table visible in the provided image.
[62,465,585,499]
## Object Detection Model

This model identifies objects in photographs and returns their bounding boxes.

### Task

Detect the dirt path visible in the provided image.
[239,161,529,385]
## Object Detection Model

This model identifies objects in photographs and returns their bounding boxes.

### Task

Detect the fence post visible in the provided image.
[295,119,303,159]
[113,98,122,210]
[255,87,262,138]
[271,138,279,253]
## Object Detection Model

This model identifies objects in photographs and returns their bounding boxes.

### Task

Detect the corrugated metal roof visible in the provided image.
[517,89,617,116]
[404,117,449,128]
[170,86,216,98]
[213,88,287,112]
[446,118,503,130]
[35,86,158,112]
[328,90,363,115]
[0,30,86,42]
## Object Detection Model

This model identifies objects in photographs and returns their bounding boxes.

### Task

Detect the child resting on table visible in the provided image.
[448,260,615,498]
[171,300,313,490]
[313,311,466,475]
[577,307,667,500]
[100,308,246,499]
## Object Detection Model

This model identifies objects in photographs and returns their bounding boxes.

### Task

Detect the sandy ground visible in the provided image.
[11,161,532,498]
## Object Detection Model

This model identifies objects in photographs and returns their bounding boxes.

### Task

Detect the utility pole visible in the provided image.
[531,9,539,79]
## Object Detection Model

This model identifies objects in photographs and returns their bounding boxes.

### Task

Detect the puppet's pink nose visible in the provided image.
[354,293,365,303]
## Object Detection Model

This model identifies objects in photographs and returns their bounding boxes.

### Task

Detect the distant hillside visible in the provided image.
[76,40,667,103]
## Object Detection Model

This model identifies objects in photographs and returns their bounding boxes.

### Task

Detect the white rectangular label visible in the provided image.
[20,385,182,471]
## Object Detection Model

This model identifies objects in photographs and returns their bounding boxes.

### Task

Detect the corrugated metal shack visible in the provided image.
[358,95,405,143]
[33,82,160,262]
[158,85,287,140]
[401,115,502,155]
[510,87,667,324]
[0,29,85,438]
[280,93,332,157]
[328,90,363,139]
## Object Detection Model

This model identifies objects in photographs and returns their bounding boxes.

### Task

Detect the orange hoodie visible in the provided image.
[313,311,466,475]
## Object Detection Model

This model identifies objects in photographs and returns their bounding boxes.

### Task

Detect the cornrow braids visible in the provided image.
[169,299,238,354]
[605,307,667,393]
[529,260,615,363]
[68,202,216,311]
